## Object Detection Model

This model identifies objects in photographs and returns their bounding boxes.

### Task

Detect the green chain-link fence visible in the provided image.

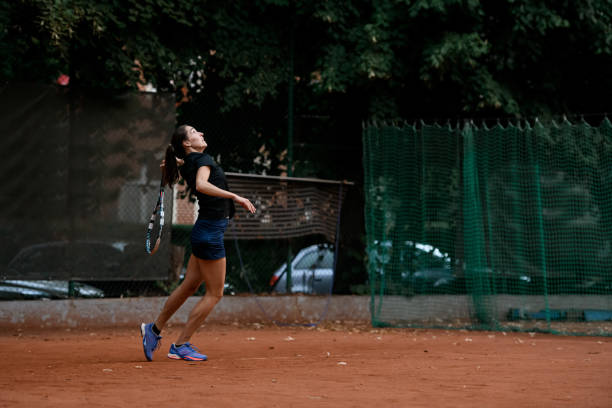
[363,119,612,336]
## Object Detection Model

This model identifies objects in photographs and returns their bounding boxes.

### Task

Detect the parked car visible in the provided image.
[0,279,104,300]
[368,240,458,294]
[0,239,123,300]
[400,241,456,292]
[370,240,535,295]
[6,240,129,279]
[269,244,335,294]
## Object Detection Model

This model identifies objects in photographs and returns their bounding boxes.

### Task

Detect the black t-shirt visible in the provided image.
[180,153,235,220]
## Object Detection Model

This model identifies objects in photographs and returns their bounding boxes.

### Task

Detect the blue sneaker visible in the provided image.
[140,322,162,361]
[168,343,208,361]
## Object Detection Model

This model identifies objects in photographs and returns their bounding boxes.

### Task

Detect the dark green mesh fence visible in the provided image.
[363,119,612,336]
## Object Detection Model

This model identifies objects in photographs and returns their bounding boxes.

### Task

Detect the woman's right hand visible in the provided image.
[234,195,256,214]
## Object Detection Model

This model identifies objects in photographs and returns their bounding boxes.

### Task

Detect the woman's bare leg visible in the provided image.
[154,254,204,330]
[175,256,226,345]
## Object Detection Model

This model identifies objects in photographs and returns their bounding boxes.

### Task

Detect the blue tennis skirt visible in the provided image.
[191,218,229,260]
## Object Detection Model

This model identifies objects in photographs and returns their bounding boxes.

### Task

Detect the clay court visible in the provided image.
[1,321,610,408]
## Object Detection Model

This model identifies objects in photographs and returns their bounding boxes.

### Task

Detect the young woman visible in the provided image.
[140,125,256,362]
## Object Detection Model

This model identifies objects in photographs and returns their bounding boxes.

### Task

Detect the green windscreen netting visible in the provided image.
[363,119,612,336]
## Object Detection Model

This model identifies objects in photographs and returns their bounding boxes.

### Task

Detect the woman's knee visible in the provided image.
[205,290,223,304]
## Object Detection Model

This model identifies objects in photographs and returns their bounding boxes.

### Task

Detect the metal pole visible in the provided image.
[530,123,550,328]
[288,18,294,178]
[286,7,295,293]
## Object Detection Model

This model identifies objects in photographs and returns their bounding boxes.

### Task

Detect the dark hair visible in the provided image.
[162,124,189,187]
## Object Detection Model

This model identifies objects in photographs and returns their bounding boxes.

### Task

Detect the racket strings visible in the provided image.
[145,186,165,254]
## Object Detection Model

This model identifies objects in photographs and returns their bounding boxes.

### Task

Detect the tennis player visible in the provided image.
[141,125,256,362]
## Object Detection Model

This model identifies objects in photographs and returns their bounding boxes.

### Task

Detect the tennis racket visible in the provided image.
[145,180,165,255]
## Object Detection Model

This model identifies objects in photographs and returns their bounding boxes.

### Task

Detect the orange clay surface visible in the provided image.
[1,321,611,408]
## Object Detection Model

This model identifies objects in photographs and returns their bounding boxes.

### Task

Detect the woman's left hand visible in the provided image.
[234,195,256,214]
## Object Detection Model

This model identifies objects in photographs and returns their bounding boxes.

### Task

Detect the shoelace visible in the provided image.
[153,335,162,351]
[181,343,200,353]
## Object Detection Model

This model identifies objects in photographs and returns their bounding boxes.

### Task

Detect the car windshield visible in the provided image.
[370,240,451,270]
[294,249,334,269]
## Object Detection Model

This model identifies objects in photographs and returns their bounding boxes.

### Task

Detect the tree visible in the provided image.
[3,0,610,118]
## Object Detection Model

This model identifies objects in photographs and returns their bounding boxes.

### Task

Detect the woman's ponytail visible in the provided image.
[162,144,179,187]
[162,125,189,187]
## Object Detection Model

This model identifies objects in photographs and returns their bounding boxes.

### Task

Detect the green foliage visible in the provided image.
[2,0,610,117]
